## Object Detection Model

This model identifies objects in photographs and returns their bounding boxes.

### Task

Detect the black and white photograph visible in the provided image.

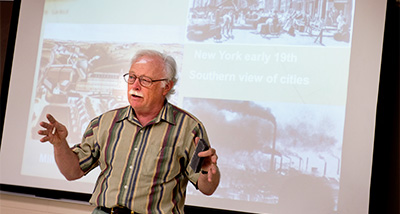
[186,0,354,46]
[184,98,344,213]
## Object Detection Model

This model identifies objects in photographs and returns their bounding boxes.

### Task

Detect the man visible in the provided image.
[38,49,220,214]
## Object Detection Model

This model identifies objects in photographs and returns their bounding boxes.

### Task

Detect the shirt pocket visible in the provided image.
[140,141,179,181]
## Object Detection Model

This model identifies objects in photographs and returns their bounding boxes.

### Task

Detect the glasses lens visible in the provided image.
[124,73,163,87]
[124,73,136,84]
[139,76,152,87]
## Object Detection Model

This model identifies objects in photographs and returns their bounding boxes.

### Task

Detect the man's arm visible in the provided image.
[38,114,84,181]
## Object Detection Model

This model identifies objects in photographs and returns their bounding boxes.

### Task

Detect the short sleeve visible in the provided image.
[71,117,101,174]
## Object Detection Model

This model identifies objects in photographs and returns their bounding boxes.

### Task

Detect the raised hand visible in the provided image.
[38,114,68,146]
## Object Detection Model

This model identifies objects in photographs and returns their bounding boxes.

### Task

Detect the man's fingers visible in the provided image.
[46,114,57,124]
[38,129,46,135]
[194,137,200,146]
[39,121,52,130]
[45,114,59,134]
[211,153,218,164]
[39,136,49,142]
[207,162,219,182]
[39,121,56,136]
[198,148,216,157]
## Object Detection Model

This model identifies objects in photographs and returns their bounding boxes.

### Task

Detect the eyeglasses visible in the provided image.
[123,73,169,87]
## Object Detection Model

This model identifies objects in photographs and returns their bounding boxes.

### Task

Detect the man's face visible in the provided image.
[127,55,171,114]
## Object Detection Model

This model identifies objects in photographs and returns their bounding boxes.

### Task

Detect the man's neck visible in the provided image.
[134,102,165,126]
[136,113,158,126]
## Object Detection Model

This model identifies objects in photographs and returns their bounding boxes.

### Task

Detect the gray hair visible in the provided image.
[131,49,178,98]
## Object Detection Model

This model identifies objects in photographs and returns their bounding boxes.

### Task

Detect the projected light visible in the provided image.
[0,0,387,213]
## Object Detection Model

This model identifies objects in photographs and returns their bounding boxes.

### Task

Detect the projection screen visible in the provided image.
[0,0,387,213]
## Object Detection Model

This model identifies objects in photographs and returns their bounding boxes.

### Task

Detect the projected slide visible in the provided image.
[10,0,355,213]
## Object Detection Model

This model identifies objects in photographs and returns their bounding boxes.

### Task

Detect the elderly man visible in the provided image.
[38,49,220,214]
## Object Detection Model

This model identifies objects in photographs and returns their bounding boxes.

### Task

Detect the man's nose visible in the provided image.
[131,77,141,88]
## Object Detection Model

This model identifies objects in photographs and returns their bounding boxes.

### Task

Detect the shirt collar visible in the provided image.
[117,100,176,126]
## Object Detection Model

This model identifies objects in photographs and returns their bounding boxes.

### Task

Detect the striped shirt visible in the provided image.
[72,102,209,213]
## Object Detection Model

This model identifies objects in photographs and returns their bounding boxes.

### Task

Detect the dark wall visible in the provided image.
[0,1,13,96]
[0,1,399,214]
[369,0,400,214]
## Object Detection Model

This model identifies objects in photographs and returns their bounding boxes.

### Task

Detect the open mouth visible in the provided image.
[131,94,142,98]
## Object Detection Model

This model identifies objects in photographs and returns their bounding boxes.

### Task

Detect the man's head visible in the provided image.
[125,49,177,115]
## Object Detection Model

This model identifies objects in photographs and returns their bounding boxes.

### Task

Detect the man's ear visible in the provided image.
[162,80,174,96]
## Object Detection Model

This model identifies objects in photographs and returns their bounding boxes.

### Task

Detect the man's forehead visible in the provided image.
[135,57,151,64]
[136,58,147,64]
[134,55,162,64]
[131,55,164,73]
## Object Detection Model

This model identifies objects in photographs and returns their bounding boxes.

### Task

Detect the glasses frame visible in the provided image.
[123,73,169,87]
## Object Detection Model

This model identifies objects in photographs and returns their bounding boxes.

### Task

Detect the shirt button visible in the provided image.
[134,147,138,151]
[129,166,133,169]
[124,185,128,189]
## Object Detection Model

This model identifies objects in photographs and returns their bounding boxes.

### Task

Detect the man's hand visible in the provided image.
[38,114,68,146]
[196,137,218,181]
[195,137,220,195]
[37,114,84,180]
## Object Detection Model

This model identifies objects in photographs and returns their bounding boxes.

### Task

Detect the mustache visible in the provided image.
[129,89,143,97]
